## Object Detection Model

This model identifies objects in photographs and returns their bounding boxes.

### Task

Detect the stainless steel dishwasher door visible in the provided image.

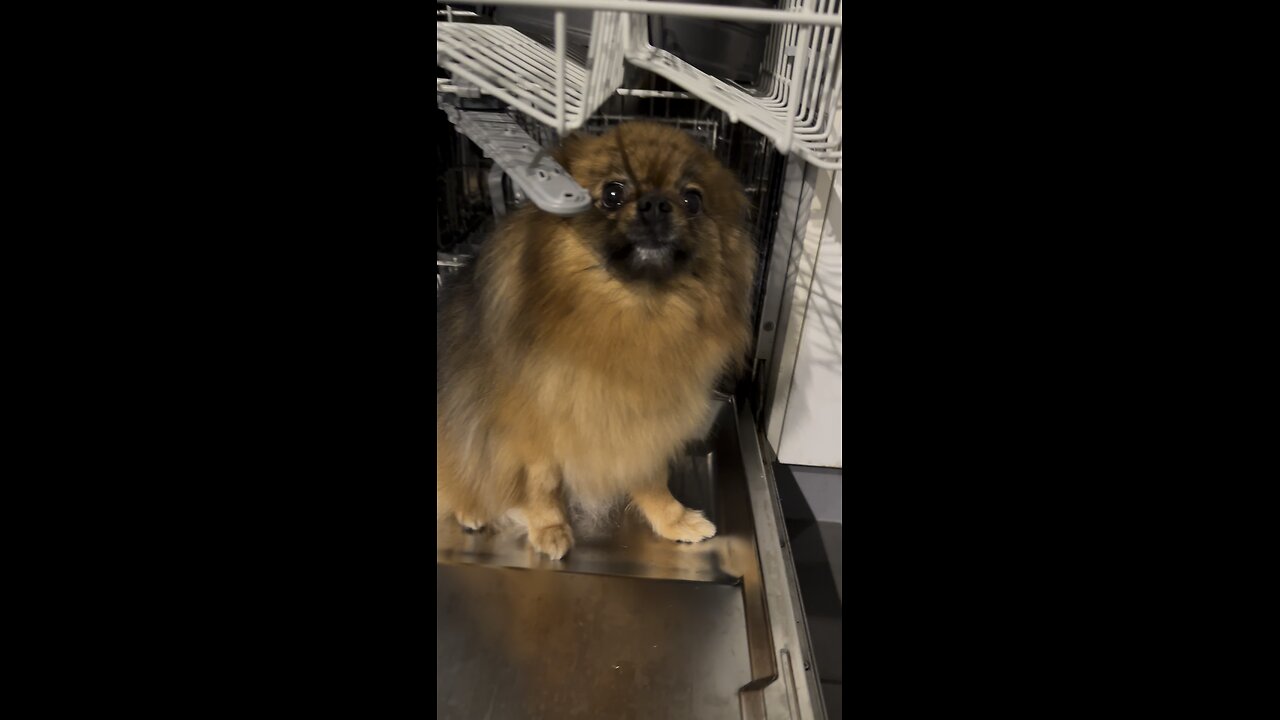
[438,565,752,719]
[437,398,825,720]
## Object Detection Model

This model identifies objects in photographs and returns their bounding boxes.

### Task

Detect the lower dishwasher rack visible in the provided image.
[437,396,826,720]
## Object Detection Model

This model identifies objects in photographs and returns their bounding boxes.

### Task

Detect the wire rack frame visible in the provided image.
[436,0,843,170]
[437,11,627,134]
[624,0,841,167]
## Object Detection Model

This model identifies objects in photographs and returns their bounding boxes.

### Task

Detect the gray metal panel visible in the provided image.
[439,106,592,216]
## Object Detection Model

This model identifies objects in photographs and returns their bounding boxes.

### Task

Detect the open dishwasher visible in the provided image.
[436,2,842,717]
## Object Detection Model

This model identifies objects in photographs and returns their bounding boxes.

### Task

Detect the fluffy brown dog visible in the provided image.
[437,121,756,559]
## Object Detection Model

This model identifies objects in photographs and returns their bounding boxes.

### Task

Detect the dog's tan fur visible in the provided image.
[437,122,756,558]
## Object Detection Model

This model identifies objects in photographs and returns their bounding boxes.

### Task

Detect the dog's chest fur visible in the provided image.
[512,294,730,494]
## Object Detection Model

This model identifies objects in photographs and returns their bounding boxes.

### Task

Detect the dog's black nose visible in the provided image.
[637,192,673,225]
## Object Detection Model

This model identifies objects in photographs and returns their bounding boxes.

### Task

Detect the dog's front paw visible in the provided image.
[455,512,487,532]
[529,523,574,560]
[651,508,716,543]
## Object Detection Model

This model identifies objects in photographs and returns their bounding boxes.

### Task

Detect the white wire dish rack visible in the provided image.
[436,0,843,170]
[437,10,627,135]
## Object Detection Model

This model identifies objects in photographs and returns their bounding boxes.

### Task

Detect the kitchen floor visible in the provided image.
[775,464,842,720]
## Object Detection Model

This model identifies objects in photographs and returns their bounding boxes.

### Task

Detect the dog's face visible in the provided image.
[558,122,747,286]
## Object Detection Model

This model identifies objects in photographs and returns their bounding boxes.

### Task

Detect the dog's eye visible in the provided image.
[682,189,702,215]
[601,182,626,210]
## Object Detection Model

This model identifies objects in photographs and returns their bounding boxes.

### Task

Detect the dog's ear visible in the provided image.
[553,131,593,174]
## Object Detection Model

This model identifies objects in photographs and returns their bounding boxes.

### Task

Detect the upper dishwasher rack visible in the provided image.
[437,0,843,170]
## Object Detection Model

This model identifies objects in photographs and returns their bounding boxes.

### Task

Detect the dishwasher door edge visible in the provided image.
[735,397,828,720]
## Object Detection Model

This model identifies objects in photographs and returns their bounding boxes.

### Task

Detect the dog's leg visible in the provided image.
[631,471,716,543]
[520,463,574,559]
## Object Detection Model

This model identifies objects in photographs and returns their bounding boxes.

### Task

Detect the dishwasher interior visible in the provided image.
[436,3,842,718]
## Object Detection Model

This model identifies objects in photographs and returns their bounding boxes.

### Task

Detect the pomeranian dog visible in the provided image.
[437,121,756,559]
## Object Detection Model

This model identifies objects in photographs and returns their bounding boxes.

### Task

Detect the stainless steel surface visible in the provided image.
[736,400,827,719]
[436,397,825,719]
[438,565,752,720]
